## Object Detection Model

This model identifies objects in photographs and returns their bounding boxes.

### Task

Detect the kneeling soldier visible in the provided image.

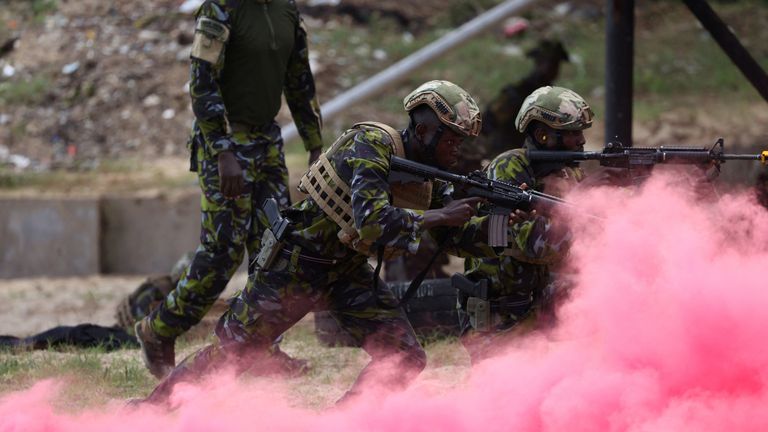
[138,81,568,406]
[460,86,606,362]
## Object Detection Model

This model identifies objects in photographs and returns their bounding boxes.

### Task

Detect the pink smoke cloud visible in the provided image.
[1,172,767,431]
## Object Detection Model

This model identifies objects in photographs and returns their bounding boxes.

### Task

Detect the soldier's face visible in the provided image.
[557,129,585,151]
[540,127,585,152]
[434,129,466,169]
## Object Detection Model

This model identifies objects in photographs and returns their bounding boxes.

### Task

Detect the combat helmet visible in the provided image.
[403,80,482,138]
[515,86,593,133]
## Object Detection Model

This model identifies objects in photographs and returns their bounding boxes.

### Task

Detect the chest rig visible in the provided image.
[299,122,432,258]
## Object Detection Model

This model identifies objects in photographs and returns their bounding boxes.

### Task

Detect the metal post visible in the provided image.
[605,0,634,147]
[683,0,768,103]
[281,0,537,144]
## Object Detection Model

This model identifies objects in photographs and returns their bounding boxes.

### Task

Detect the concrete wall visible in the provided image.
[100,190,200,275]
[0,188,201,278]
[0,197,100,277]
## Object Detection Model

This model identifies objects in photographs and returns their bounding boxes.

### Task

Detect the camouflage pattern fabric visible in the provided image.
[190,0,322,155]
[114,253,195,331]
[149,125,291,339]
[147,0,321,340]
[115,275,175,331]
[146,127,503,399]
[515,85,593,133]
[403,80,482,137]
[461,139,580,361]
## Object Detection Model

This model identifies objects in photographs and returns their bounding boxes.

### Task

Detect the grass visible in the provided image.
[0,318,470,410]
[0,76,51,106]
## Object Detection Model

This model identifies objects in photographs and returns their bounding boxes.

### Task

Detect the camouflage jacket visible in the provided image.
[190,0,322,155]
[464,138,580,300]
[284,128,497,266]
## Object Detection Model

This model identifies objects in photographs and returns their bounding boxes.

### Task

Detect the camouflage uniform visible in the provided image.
[140,80,576,404]
[460,143,581,360]
[146,0,322,342]
[407,40,569,284]
[460,86,592,362]
[145,125,501,403]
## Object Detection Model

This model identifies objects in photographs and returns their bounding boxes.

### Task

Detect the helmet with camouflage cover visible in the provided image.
[114,252,193,331]
[515,86,593,133]
[403,80,482,138]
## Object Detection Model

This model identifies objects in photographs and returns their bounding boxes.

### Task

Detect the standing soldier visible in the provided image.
[135,80,569,406]
[459,86,620,362]
[135,0,323,379]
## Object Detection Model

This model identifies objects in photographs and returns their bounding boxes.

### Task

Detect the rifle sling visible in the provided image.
[397,232,452,307]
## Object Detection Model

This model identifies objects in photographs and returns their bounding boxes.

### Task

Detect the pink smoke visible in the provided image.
[2,172,768,431]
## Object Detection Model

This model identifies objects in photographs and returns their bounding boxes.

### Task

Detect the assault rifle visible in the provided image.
[389,156,577,248]
[527,138,768,182]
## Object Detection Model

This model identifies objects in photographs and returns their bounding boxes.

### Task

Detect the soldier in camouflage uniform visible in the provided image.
[136,81,569,406]
[460,86,618,363]
[135,0,323,379]
[394,40,569,284]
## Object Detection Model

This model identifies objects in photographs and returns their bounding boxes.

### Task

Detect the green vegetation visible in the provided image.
[0,76,51,106]
[30,0,58,21]
[283,0,768,158]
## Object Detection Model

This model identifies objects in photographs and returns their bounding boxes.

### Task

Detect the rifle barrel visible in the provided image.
[526,150,602,162]
[720,154,762,161]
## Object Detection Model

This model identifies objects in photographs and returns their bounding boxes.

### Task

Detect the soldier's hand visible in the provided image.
[423,197,483,228]
[218,151,244,198]
[308,148,322,166]
[509,209,537,225]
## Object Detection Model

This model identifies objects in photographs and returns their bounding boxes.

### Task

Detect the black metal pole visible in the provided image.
[683,0,768,103]
[605,0,634,147]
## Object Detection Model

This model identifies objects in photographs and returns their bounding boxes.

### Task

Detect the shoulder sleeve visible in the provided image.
[189,0,238,155]
[487,149,535,186]
[343,129,424,255]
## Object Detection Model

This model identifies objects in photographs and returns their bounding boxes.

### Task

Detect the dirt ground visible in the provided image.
[0,272,248,337]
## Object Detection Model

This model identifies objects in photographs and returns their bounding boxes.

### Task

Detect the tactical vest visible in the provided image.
[299,122,432,257]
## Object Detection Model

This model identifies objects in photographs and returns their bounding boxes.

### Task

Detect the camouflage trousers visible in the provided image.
[148,122,291,340]
[145,249,427,402]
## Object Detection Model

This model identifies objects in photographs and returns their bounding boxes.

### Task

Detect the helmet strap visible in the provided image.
[424,124,445,166]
